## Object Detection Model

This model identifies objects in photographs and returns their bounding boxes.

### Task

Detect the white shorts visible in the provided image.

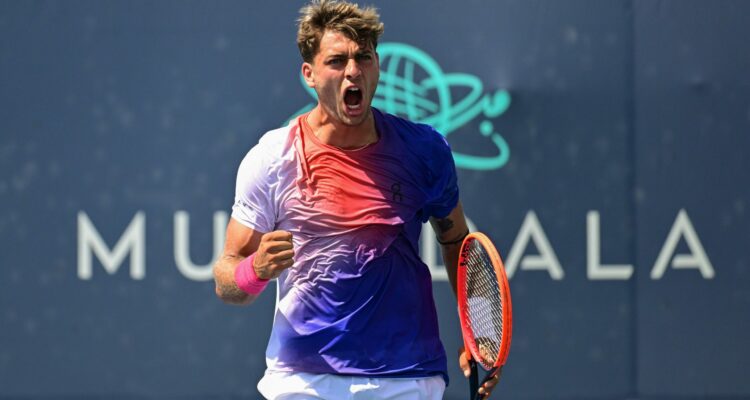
[257,370,446,400]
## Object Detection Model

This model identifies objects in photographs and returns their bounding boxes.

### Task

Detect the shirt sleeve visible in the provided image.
[231,142,276,233]
[424,129,460,219]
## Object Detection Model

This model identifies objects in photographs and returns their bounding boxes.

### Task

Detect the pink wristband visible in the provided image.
[234,253,270,295]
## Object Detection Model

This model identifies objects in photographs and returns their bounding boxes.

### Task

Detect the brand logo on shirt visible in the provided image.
[391,182,403,203]
[288,42,512,171]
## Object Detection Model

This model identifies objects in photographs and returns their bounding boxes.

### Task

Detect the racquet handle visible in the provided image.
[469,359,478,400]
[472,366,501,400]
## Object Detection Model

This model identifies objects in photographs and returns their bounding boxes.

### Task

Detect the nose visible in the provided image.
[345,58,361,80]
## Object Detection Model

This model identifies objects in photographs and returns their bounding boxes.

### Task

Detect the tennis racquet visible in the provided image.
[457,232,513,400]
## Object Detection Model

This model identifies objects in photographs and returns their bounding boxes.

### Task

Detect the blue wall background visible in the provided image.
[1,1,749,399]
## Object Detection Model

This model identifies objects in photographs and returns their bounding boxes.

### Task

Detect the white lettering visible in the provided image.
[650,209,715,279]
[72,209,714,282]
[77,211,146,280]
[587,211,633,280]
[174,211,228,281]
[505,211,564,280]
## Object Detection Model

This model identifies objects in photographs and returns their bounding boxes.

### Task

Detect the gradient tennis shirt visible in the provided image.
[231,108,459,384]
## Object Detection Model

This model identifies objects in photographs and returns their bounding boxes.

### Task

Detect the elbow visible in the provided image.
[212,260,256,306]
[214,283,255,306]
[213,284,228,302]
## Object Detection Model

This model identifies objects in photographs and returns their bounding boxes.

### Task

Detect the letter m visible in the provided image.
[77,211,146,280]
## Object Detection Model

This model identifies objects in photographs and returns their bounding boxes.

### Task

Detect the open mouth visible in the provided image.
[344,87,363,110]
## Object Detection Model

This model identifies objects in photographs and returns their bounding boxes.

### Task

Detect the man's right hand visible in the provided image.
[253,230,295,280]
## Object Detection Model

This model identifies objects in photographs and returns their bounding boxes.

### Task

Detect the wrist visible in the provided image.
[234,253,270,295]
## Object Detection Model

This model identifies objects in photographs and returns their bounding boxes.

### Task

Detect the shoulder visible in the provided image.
[240,121,298,168]
[253,122,297,158]
[236,121,299,186]
[375,108,453,160]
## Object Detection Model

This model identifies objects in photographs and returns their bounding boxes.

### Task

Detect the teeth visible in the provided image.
[344,87,362,111]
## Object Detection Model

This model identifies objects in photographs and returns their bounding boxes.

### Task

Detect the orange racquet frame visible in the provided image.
[457,232,513,399]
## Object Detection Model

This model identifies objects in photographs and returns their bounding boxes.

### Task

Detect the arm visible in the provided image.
[431,201,501,398]
[213,218,263,306]
[429,201,469,296]
[213,218,294,306]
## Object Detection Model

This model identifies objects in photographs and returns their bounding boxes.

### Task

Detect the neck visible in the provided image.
[308,106,378,150]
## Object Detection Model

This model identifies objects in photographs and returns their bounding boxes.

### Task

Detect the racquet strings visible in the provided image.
[464,239,504,370]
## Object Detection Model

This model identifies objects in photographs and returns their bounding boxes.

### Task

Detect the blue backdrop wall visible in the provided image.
[1,1,749,399]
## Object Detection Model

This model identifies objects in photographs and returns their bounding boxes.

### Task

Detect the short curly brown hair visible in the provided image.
[297,0,384,63]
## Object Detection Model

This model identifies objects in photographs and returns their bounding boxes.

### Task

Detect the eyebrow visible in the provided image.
[324,49,373,58]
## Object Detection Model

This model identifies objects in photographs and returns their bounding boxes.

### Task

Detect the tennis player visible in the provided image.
[213,1,500,398]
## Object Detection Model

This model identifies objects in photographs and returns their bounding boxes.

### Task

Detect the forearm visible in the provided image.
[430,201,470,297]
[213,254,257,306]
[440,241,462,296]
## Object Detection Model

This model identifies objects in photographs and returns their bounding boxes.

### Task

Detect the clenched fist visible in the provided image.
[253,230,295,280]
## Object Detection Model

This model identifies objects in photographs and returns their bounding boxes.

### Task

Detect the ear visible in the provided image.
[302,62,315,88]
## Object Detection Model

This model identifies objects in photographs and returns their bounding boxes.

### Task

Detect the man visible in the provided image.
[213,1,500,398]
